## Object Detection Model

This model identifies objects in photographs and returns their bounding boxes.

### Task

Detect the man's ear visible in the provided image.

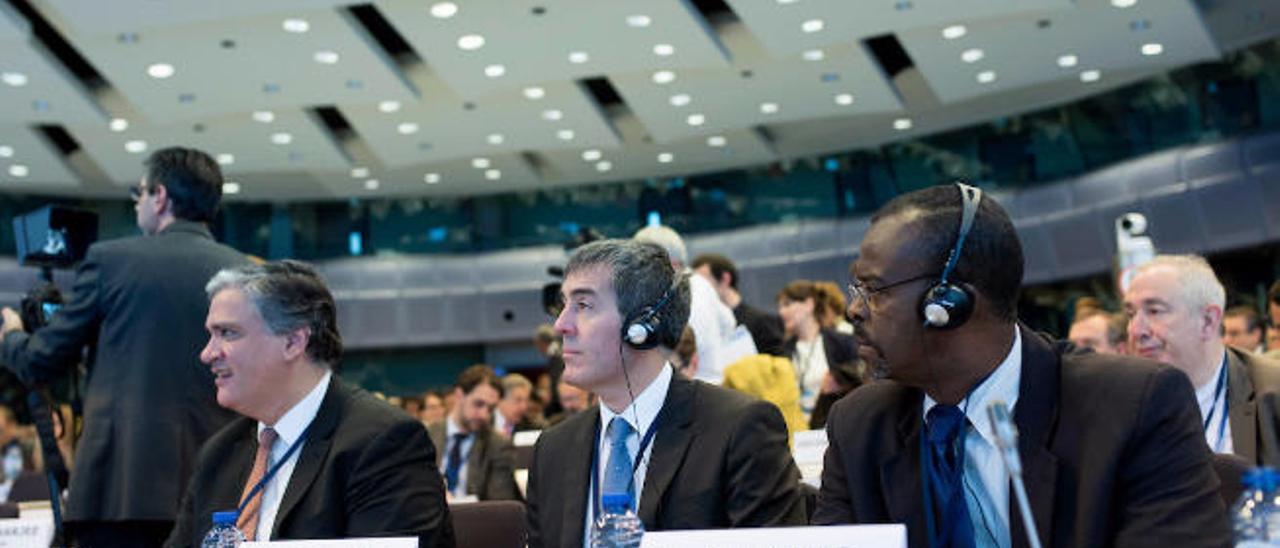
[152,184,172,215]
[1203,305,1224,340]
[282,327,311,361]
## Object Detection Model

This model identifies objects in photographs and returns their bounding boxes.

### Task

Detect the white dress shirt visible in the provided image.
[922,327,1022,548]
[443,417,476,497]
[687,272,738,384]
[582,364,674,548]
[1194,354,1233,454]
[253,371,330,542]
[792,336,829,415]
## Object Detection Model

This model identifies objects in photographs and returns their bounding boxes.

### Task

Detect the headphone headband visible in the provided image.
[938,183,982,286]
[920,182,982,329]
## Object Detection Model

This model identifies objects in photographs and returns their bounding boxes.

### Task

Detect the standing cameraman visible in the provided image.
[0,147,247,547]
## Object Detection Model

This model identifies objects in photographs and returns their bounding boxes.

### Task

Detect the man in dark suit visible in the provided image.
[427,364,521,501]
[815,184,1229,547]
[527,239,805,548]
[692,253,786,357]
[0,147,245,547]
[1125,254,1280,464]
[167,261,453,547]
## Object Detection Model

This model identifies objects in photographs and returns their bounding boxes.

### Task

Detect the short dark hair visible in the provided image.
[144,147,223,223]
[456,364,504,397]
[871,184,1024,322]
[691,253,738,289]
[206,260,343,367]
[777,280,837,322]
[565,239,691,350]
[1074,308,1127,348]
[1225,305,1264,332]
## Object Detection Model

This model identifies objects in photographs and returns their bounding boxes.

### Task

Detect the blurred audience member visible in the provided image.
[813,281,855,335]
[533,324,564,417]
[1068,308,1127,355]
[0,405,30,487]
[691,253,786,356]
[671,326,698,378]
[421,390,447,426]
[547,380,593,426]
[533,373,553,407]
[1224,305,1266,354]
[427,365,521,502]
[1266,281,1280,352]
[399,394,424,418]
[777,280,861,429]
[444,390,459,418]
[495,373,542,437]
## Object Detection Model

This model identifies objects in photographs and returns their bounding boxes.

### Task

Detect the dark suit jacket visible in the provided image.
[166,377,455,548]
[1226,346,1280,465]
[814,325,1230,548]
[428,422,522,501]
[784,328,861,429]
[525,375,805,548]
[0,221,244,522]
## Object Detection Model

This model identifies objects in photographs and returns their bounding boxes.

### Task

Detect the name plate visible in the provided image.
[640,524,906,548]
[0,508,56,548]
[244,538,416,547]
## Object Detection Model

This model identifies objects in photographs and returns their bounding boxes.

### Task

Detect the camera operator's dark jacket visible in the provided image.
[0,220,246,523]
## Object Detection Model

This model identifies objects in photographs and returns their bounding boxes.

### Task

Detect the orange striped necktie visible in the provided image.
[236,427,279,540]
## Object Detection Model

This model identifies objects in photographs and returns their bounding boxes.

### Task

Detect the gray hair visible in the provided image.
[565,239,691,350]
[633,225,688,266]
[502,373,533,396]
[205,260,342,367]
[1134,255,1226,311]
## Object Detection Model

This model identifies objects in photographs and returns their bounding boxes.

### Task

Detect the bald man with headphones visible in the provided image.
[814,183,1228,547]
[525,239,805,548]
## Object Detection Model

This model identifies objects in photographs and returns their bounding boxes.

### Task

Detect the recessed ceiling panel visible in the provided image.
[0,38,105,126]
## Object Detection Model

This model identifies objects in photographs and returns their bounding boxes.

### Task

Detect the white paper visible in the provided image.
[244,537,416,547]
[0,508,56,548]
[718,325,760,372]
[640,524,906,548]
[512,430,541,447]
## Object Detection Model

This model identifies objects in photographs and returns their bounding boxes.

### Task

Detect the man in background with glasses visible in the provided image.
[0,147,246,547]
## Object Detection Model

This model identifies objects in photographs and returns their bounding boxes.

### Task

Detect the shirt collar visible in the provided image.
[599,363,674,438]
[258,371,331,447]
[923,326,1023,449]
[1193,352,1229,416]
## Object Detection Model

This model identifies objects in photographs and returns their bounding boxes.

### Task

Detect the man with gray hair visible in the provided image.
[1125,254,1280,464]
[525,239,804,547]
[167,261,453,547]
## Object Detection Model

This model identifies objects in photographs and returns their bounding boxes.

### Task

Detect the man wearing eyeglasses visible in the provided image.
[814,184,1228,547]
[0,147,246,547]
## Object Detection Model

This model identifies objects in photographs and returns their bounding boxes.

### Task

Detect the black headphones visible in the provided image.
[622,274,683,350]
[920,182,982,329]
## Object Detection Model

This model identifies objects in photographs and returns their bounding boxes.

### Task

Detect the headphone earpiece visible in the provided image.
[920,183,981,330]
[621,274,683,350]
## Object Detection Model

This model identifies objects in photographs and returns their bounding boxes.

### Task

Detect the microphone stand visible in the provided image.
[988,400,1042,548]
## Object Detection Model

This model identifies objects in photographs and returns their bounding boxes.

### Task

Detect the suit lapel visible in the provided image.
[1226,349,1257,463]
[881,395,926,544]
[1010,326,1060,548]
[637,377,696,527]
[560,410,599,548]
[271,377,342,537]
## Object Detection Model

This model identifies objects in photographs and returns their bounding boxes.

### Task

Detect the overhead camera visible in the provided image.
[1116,212,1148,237]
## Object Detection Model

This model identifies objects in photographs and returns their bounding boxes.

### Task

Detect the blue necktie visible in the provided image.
[926,405,976,548]
[602,417,635,509]
[444,432,467,494]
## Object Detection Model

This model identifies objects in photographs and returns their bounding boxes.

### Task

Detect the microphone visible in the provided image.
[988,400,1042,548]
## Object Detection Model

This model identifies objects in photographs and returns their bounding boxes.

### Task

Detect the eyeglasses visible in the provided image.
[847,273,937,309]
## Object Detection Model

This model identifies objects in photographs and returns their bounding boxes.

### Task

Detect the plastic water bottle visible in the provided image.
[591,493,644,548]
[1233,467,1276,547]
[202,511,246,548]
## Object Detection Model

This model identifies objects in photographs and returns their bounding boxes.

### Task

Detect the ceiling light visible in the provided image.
[523,86,546,100]
[8,165,28,178]
[378,100,401,113]
[270,133,293,145]
[0,146,12,158]
[759,102,779,114]
[1057,54,1078,68]
[484,169,501,180]
[707,135,726,147]
[961,48,984,63]
[1,72,28,87]
[653,44,675,56]
[652,70,676,84]
[942,25,967,40]
[147,63,175,79]
[802,49,824,61]
[595,161,612,172]
[1080,69,1101,82]
[802,19,824,33]
[777,0,799,4]
[351,167,370,178]
[977,70,997,83]
[657,152,674,163]
[686,113,706,126]
[582,149,602,162]
[125,140,148,153]
[557,129,575,141]
[364,179,379,190]
[669,94,691,107]
[895,1,913,10]
[626,15,652,28]
[1141,43,1163,56]
[542,109,563,121]
[313,51,340,64]
[397,122,420,135]
[424,173,441,184]
[487,133,505,145]
[222,182,240,194]
[430,2,458,18]
[893,118,912,130]
[484,64,506,78]
[252,110,275,123]
[1111,0,1137,7]
[216,153,235,165]
[472,157,490,169]
[835,93,854,105]
[568,51,589,64]
[282,18,310,33]
[109,118,129,132]
[457,34,485,50]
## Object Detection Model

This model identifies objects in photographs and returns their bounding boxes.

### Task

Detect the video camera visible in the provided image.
[12,205,96,330]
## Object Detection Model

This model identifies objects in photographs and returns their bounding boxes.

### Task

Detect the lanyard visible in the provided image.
[236,423,312,517]
[589,413,661,519]
[1202,355,1230,452]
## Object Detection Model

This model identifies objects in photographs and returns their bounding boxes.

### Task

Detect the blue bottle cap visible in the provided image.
[212,510,239,525]
[601,493,632,513]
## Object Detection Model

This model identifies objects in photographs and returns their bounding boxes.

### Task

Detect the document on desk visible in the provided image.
[0,507,55,548]
[244,538,416,547]
[640,524,906,548]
